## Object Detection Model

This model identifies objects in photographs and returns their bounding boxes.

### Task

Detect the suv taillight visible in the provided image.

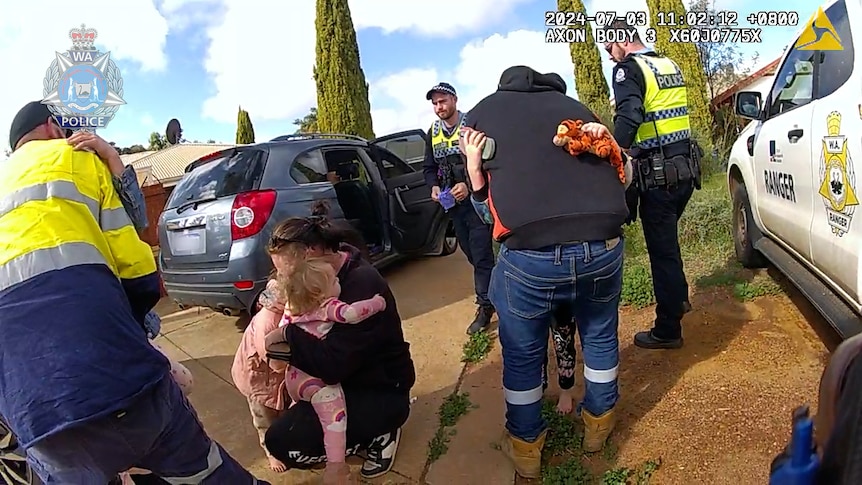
[231,190,276,241]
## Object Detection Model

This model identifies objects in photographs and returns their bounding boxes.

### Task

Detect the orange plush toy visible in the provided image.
[552,119,626,185]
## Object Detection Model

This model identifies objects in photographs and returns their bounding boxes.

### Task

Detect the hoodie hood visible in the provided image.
[497,66,567,94]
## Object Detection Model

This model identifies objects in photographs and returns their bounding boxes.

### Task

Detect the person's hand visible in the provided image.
[431,186,441,202]
[67,131,123,175]
[451,182,469,202]
[581,122,611,139]
[322,462,352,484]
[265,328,292,362]
[462,129,486,175]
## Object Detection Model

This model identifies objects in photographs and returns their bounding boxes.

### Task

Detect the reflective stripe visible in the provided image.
[584,365,619,384]
[644,107,688,122]
[0,180,98,221]
[0,242,107,292]
[161,441,224,485]
[430,116,466,159]
[504,385,544,406]
[638,129,691,149]
[100,206,134,232]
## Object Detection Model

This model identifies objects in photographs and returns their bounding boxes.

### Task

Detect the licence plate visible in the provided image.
[170,228,206,256]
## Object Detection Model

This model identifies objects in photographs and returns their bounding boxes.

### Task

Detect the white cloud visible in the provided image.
[140,113,156,129]
[199,0,535,126]
[0,0,170,154]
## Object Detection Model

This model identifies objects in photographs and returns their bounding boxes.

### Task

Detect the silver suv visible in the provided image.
[158,132,457,316]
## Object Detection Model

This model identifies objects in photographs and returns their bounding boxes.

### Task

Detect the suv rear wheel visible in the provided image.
[439,222,458,256]
[732,182,767,269]
[0,419,38,484]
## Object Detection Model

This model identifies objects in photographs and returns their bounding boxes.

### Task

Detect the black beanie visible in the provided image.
[9,102,55,151]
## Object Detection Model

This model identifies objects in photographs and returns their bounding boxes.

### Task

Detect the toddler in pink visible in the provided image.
[231,279,290,472]
[276,255,386,465]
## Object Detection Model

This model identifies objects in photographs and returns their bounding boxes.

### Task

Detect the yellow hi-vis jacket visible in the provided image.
[0,139,156,291]
[631,54,692,150]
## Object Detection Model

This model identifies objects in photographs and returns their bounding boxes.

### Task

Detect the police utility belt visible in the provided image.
[633,140,703,193]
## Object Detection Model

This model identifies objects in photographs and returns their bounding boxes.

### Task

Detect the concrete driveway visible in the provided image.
[153,251,512,484]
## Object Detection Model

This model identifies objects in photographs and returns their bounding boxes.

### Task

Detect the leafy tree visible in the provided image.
[236,107,256,144]
[557,0,611,116]
[314,0,375,139]
[645,0,714,144]
[294,107,320,134]
[690,0,759,99]
[206,139,216,143]
[148,132,168,151]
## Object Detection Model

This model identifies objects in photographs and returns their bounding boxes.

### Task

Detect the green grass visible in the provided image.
[620,173,765,307]
[462,330,494,363]
[538,400,662,484]
[426,391,477,463]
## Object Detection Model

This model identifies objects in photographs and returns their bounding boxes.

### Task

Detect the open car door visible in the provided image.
[370,130,444,254]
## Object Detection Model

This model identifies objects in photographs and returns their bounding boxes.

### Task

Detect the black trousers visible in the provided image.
[264,387,411,468]
[449,202,495,307]
[638,180,694,340]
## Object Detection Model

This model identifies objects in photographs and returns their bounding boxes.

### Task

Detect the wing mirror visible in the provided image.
[735,91,763,120]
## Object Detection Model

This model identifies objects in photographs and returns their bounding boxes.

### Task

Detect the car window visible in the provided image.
[289,149,329,184]
[166,149,265,209]
[368,147,414,178]
[816,1,854,98]
[375,134,426,166]
[767,48,817,118]
[322,148,372,184]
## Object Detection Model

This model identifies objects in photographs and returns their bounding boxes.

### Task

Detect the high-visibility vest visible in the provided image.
[430,114,466,160]
[631,54,692,150]
[0,139,156,292]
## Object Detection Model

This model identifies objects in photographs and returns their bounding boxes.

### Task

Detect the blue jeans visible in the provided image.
[26,376,266,484]
[490,238,624,442]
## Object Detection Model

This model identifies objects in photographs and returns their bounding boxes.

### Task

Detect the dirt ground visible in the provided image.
[154,252,836,484]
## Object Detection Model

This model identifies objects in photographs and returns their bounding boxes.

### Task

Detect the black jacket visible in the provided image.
[467,66,628,249]
[284,244,416,393]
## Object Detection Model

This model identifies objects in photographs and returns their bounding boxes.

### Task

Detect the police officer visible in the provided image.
[600,20,701,350]
[422,82,496,335]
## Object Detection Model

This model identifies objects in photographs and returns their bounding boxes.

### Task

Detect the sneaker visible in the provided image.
[360,428,402,479]
[466,305,495,335]
[633,330,683,349]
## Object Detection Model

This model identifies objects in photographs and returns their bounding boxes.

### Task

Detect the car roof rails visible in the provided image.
[270,133,367,143]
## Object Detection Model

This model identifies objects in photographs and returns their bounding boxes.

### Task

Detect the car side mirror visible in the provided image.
[735,91,762,120]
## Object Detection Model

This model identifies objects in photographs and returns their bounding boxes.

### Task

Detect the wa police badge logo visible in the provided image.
[818,111,859,236]
[41,25,125,131]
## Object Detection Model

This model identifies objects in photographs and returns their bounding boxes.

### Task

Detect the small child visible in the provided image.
[275,255,386,466]
[231,279,290,472]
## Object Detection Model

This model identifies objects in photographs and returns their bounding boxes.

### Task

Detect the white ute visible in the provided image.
[727,0,861,337]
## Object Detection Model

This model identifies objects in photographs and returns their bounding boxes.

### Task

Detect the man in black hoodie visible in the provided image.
[464,66,629,478]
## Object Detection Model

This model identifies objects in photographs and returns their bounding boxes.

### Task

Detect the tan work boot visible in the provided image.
[500,429,547,478]
[582,408,616,452]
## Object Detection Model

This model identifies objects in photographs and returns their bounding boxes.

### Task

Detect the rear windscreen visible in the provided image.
[166,149,266,209]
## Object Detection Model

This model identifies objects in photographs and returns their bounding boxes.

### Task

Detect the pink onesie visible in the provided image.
[280,295,385,463]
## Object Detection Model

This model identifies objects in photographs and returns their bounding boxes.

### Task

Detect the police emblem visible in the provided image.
[818,111,859,236]
[615,68,626,83]
[40,24,125,132]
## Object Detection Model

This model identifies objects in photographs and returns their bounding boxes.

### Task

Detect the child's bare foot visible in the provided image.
[556,391,574,415]
[268,455,287,473]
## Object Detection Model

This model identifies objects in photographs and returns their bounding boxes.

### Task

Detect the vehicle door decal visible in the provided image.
[769,140,783,163]
[818,111,859,236]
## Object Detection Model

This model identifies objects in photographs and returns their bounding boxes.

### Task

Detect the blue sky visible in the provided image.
[1,0,824,153]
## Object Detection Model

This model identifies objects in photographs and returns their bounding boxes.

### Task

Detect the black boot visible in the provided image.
[466,305,495,335]
[634,330,683,349]
[361,428,402,479]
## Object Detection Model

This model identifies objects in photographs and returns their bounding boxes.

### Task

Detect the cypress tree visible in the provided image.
[314,0,375,139]
[557,0,611,120]
[236,107,255,144]
[645,0,714,144]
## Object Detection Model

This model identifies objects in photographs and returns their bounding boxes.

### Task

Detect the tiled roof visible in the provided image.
[711,57,781,109]
[120,151,155,165]
[131,143,234,183]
